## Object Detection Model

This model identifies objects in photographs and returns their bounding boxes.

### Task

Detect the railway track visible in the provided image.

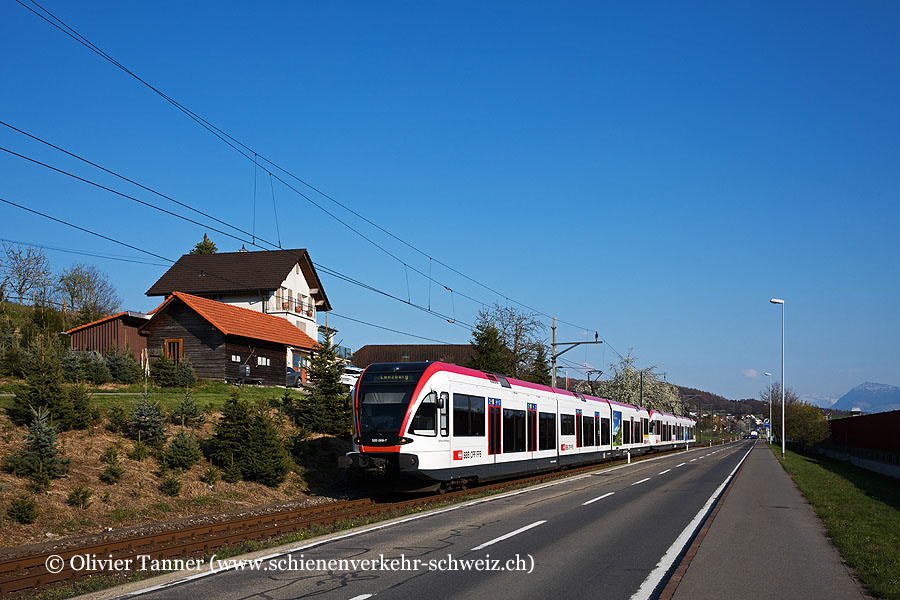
[0,441,730,597]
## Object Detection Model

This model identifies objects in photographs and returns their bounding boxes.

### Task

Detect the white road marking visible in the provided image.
[582,491,615,506]
[471,520,547,551]
[689,458,697,462]
[676,462,686,467]
[349,596,374,600]
[628,442,756,600]
[659,469,671,475]
[631,477,651,486]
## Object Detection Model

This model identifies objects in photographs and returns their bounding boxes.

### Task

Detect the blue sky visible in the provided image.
[2,1,898,404]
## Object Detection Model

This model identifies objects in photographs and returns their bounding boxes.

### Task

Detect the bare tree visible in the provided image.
[1,244,53,304]
[56,263,121,323]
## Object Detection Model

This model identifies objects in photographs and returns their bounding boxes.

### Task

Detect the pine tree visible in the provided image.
[189,233,217,255]
[467,315,512,376]
[171,390,204,428]
[68,383,93,430]
[129,394,167,448]
[242,409,292,487]
[8,336,74,428]
[521,345,551,385]
[4,406,70,485]
[150,354,177,387]
[106,348,142,384]
[301,336,350,435]
[164,431,203,471]
[208,388,252,468]
[173,357,196,388]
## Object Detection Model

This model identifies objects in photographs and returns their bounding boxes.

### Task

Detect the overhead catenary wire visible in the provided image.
[13,0,612,349]
[0,237,168,266]
[0,196,472,334]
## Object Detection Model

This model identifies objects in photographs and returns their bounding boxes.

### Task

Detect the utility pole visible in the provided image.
[550,317,604,389]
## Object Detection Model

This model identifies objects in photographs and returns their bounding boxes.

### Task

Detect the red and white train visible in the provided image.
[339,362,696,490]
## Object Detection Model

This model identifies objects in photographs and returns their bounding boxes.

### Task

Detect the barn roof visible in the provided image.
[142,292,317,349]
[145,248,331,311]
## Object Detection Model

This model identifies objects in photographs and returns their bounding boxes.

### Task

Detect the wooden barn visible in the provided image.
[65,311,151,360]
[139,292,317,386]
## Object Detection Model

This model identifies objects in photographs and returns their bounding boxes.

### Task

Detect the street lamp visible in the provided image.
[770,298,785,458]
[764,372,772,443]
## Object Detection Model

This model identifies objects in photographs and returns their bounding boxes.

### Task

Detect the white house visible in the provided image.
[145,247,331,372]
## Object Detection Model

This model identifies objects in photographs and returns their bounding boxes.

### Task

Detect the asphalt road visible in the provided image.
[117,441,754,600]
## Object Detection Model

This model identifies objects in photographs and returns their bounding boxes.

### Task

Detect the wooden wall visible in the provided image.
[224,339,286,386]
[70,316,148,360]
[142,303,226,380]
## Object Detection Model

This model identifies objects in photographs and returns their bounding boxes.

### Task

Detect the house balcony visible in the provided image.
[266,298,316,320]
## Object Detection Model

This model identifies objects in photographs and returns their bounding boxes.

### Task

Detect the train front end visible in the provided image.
[338,362,447,490]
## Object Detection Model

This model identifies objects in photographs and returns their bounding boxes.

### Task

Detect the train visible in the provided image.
[338,362,697,491]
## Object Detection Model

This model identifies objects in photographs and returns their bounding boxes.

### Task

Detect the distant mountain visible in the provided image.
[833,382,900,414]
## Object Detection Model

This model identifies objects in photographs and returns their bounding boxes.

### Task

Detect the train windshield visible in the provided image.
[356,364,429,439]
[358,384,416,434]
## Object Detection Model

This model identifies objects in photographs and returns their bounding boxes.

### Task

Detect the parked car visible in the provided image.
[286,366,303,387]
[340,365,364,388]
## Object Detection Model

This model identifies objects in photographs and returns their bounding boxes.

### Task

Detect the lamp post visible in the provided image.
[770,298,785,458]
[764,372,772,443]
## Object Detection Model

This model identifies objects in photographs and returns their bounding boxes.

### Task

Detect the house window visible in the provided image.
[401,350,410,360]
[257,356,271,367]
[231,354,241,363]
[164,339,183,363]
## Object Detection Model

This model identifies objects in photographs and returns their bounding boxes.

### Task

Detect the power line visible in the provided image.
[0,237,168,266]
[15,0,608,345]
[0,196,471,335]
[327,312,454,345]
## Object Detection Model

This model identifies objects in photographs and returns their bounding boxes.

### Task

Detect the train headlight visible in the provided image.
[398,437,413,445]
[353,437,361,444]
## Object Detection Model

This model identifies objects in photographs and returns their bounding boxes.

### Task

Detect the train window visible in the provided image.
[601,418,610,446]
[539,412,556,450]
[503,409,526,453]
[560,414,575,436]
[410,392,437,436]
[453,394,485,437]
[623,423,631,444]
[583,416,595,446]
[635,421,642,443]
[642,418,648,438]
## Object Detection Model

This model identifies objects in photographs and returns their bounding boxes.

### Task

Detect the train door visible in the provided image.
[436,391,450,470]
[450,392,487,470]
[527,402,537,459]
[488,398,502,457]
[575,409,583,449]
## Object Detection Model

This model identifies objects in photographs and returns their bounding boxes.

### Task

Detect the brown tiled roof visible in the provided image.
[144,292,317,349]
[351,344,474,368]
[145,248,331,311]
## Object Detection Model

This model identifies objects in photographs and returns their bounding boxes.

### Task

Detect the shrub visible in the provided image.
[159,475,181,497]
[82,354,111,385]
[0,342,30,378]
[106,403,129,433]
[129,394,166,448]
[128,438,149,462]
[164,431,202,471]
[201,464,220,486]
[100,445,118,464]
[174,358,196,388]
[171,391,204,428]
[150,354,177,388]
[222,459,241,483]
[106,348,142,384]
[99,447,124,484]
[7,493,39,524]
[68,383,93,430]
[67,485,93,509]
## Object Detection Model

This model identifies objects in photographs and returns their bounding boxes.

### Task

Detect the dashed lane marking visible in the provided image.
[470,520,547,551]
[659,469,671,475]
[582,492,615,506]
[632,478,651,486]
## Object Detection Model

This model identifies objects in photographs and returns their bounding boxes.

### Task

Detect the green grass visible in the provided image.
[0,379,302,412]
[770,442,900,599]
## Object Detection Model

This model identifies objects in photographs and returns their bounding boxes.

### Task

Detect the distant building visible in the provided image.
[146,248,331,371]
[351,344,473,368]
[139,292,317,386]
[65,311,151,360]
